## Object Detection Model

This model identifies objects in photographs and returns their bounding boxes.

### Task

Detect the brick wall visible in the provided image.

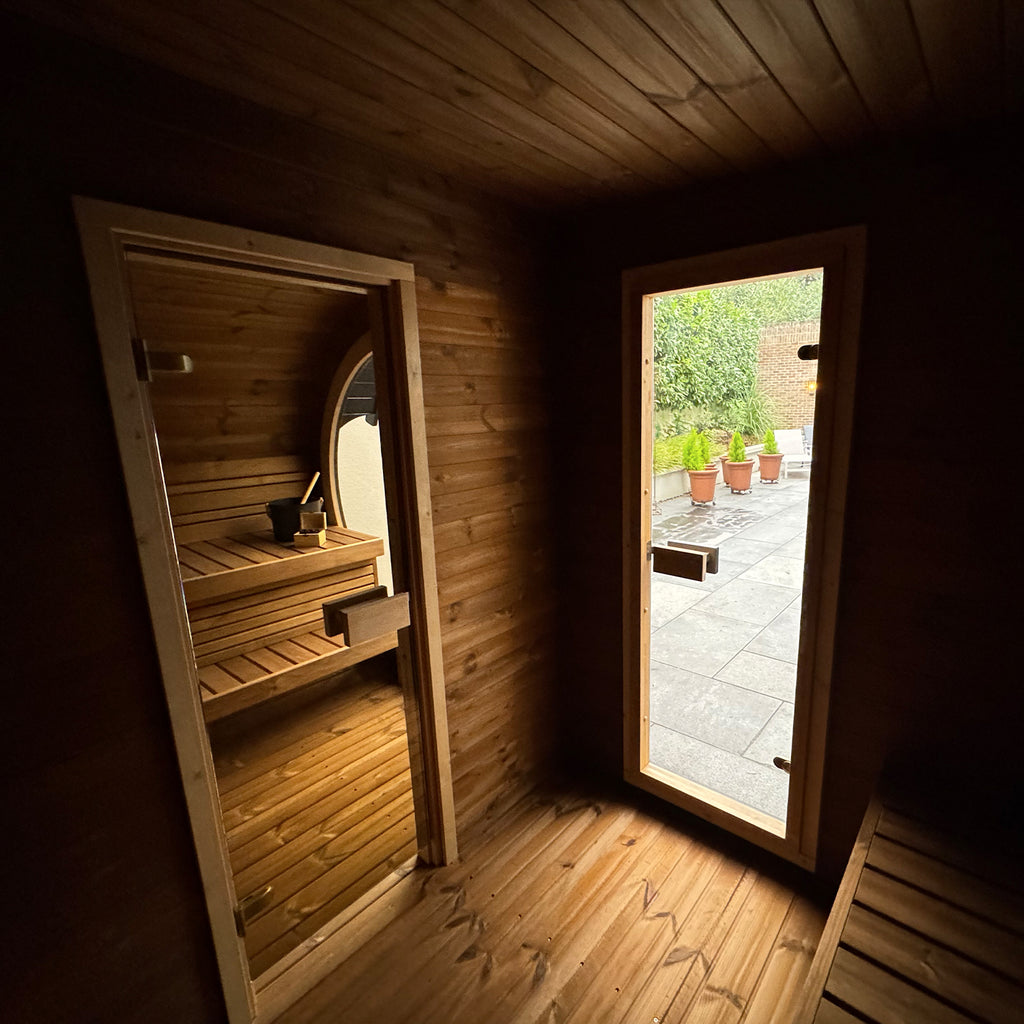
[757,320,820,429]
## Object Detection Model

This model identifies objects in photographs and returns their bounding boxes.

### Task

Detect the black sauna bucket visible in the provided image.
[266,497,324,542]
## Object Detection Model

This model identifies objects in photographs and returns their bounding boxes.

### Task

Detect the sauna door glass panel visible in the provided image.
[645,273,822,838]
[123,253,416,978]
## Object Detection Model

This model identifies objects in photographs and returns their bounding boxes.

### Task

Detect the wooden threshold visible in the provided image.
[254,858,420,1024]
[644,763,787,839]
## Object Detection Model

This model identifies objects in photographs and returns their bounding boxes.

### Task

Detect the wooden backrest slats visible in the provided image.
[164,455,316,546]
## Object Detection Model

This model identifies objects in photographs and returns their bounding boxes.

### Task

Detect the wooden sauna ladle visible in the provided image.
[300,471,321,505]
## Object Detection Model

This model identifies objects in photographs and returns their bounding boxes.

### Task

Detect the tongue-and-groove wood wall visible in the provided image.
[3,15,557,1022]
[4,7,1020,1024]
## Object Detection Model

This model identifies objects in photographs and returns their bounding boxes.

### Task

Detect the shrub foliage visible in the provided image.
[652,274,822,433]
[728,430,747,463]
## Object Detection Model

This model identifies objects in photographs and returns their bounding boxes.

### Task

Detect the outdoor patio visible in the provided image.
[649,467,810,824]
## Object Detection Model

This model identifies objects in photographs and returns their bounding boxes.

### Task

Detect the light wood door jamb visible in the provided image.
[622,227,866,870]
[74,197,458,1023]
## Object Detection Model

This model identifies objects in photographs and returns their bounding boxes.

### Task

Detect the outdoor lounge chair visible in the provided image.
[774,427,813,477]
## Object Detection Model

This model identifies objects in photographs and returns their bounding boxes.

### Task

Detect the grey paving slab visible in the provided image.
[654,518,731,548]
[650,576,707,629]
[776,534,808,559]
[716,537,778,566]
[649,723,789,821]
[748,486,803,507]
[645,472,810,816]
[744,702,795,766]
[772,507,811,526]
[697,578,801,626]
[740,553,805,589]
[651,609,762,678]
[653,559,744,593]
[746,602,802,663]
[715,650,797,701]
[650,660,780,753]
[732,519,805,545]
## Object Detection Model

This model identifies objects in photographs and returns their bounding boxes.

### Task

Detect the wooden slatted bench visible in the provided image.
[180,526,396,721]
[795,782,1024,1024]
[164,457,398,721]
[165,455,315,545]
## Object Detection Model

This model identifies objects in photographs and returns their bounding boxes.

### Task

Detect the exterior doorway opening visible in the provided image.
[622,229,866,869]
[649,271,823,835]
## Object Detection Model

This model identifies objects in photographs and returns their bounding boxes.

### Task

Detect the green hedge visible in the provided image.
[653,434,689,474]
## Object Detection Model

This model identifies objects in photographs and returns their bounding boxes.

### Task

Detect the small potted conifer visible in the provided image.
[758,429,784,483]
[683,428,718,504]
[726,430,754,493]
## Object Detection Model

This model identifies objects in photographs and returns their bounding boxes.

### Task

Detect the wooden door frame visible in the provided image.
[74,196,458,1022]
[622,227,866,870]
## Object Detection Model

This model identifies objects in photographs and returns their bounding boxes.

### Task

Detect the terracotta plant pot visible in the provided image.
[758,452,784,483]
[719,454,732,486]
[688,466,719,504]
[727,459,754,493]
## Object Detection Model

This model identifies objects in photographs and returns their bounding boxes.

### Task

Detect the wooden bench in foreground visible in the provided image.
[795,782,1024,1023]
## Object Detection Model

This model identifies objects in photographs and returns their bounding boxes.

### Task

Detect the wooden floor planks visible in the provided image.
[274,787,827,1023]
[210,660,415,979]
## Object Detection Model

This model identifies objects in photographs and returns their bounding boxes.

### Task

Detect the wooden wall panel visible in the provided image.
[552,127,1021,881]
[1,12,557,1022]
[130,261,371,465]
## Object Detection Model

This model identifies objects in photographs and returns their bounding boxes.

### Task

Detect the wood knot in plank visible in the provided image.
[663,946,698,966]
[529,949,549,987]
[705,984,745,1010]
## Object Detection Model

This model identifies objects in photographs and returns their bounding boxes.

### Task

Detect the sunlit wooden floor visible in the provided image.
[210,657,416,978]
[276,784,829,1023]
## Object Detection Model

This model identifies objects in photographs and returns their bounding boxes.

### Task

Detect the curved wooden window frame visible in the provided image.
[321,336,373,529]
[74,197,457,1023]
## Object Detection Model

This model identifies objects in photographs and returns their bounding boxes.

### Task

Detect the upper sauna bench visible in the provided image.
[164,457,395,721]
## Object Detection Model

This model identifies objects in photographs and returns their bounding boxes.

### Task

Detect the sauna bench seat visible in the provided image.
[177,526,384,605]
[796,785,1024,1024]
[177,526,397,721]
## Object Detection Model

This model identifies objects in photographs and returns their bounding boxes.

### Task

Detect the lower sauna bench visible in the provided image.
[795,785,1024,1024]
[178,526,398,721]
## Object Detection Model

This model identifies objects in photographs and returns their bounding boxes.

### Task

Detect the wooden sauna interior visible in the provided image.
[3,2,1020,1022]
[123,253,417,977]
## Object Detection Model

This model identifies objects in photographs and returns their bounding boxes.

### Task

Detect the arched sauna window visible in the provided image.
[323,344,393,594]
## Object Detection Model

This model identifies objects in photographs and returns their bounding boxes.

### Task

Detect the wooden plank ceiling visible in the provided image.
[13,0,1018,206]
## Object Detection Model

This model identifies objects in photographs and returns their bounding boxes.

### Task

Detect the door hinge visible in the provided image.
[234,885,274,937]
[646,541,653,562]
[132,337,194,382]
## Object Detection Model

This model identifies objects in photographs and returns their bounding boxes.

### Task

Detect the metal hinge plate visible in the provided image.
[234,885,274,936]
[132,337,194,382]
